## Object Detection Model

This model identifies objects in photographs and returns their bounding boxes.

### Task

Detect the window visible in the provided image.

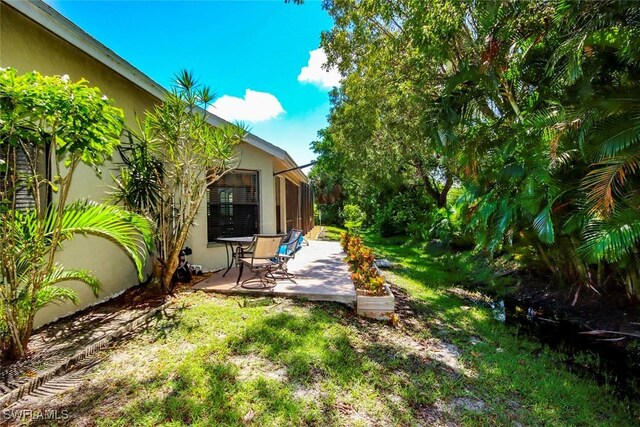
[0,145,41,210]
[207,170,259,242]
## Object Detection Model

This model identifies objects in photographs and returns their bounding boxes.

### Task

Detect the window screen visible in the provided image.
[207,170,259,242]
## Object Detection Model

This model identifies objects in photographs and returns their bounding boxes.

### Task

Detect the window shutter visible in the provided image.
[207,171,260,241]
[0,146,36,210]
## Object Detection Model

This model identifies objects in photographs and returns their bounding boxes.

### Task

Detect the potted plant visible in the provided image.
[341,233,395,320]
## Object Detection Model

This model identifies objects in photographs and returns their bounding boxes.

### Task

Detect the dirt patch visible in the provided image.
[451,396,485,413]
[0,272,211,406]
[228,354,288,382]
[415,403,456,426]
[292,382,326,401]
[335,400,374,426]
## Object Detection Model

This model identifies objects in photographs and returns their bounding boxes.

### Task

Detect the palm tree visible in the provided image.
[111,71,246,294]
[1,201,152,359]
[0,68,153,359]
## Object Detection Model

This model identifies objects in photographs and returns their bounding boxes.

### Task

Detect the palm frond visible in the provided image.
[42,265,100,297]
[44,201,153,279]
[581,207,640,263]
[591,113,640,160]
[34,286,79,310]
[113,126,164,215]
[533,204,555,244]
[582,149,640,214]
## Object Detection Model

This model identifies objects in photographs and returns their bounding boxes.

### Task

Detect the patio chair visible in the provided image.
[274,229,304,280]
[236,234,286,288]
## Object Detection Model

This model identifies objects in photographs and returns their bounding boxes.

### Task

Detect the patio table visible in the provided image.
[216,236,254,276]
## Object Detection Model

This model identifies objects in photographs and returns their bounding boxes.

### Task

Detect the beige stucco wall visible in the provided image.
[187,143,278,270]
[1,4,160,327]
[0,3,306,328]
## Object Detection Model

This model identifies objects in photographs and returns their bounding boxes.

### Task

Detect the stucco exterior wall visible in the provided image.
[0,2,308,328]
[1,3,160,327]
[187,143,279,270]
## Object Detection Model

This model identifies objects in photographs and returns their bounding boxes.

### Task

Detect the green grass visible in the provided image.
[362,233,640,425]
[31,231,639,426]
[319,225,344,241]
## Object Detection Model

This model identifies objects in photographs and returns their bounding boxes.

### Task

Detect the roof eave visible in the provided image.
[7,0,307,183]
[5,0,167,100]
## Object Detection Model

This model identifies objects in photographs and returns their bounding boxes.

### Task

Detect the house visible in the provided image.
[0,0,314,327]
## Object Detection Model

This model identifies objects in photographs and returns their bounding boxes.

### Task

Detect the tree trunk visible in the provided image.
[5,333,28,360]
[148,257,165,294]
[161,252,180,294]
[412,159,453,209]
[3,309,27,360]
[436,175,453,208]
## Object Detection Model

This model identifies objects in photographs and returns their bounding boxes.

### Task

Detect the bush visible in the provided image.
[421,205,474,250]
[341,232,385,295]
[342,204,366,234]
[373,190,433,238]
[315,203,342,226]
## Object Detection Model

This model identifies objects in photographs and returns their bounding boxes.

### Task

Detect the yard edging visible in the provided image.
[0,301,172,409]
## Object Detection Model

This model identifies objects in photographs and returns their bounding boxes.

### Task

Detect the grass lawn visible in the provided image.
[318,225,345,242]
[20,233,639,426]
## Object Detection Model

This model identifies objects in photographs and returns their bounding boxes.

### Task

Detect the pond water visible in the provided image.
[501,296,640,401]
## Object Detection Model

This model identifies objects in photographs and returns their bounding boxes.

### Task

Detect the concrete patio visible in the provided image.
[192,240,356,305]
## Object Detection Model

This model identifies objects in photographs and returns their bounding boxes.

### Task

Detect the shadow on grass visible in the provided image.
[22,289,640,426]
[363,234,640,426]
[24,302,457,425]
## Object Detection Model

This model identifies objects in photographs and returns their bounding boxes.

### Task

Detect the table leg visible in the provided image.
[222,242,233,276]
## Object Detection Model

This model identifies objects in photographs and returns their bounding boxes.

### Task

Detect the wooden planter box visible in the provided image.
[356,283,395,320]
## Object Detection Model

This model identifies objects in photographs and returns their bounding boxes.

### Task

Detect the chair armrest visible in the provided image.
[235,242,254,258]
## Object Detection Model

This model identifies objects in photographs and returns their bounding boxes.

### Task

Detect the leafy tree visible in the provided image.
[113,71,247,293]
[0,69,153,359]
[309,129,347,225]
[321,0,459,209]
[342,203,366,234]
[318,0,640,299]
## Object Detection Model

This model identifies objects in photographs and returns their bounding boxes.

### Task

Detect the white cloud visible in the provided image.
[297,48,341,89]
[208,89,285,123]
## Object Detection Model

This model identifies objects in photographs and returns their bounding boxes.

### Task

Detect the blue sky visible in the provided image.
[45,0,338,166]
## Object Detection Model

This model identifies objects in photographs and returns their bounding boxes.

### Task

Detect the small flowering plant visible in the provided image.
[341,232,385,295]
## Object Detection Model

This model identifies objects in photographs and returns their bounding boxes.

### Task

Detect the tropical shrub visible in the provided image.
[342,203,366,234]
[0,69,152,359]
[341,232,385,295]
[339,230,352,251]
[373,189,433,238]
[113,71,246,293]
